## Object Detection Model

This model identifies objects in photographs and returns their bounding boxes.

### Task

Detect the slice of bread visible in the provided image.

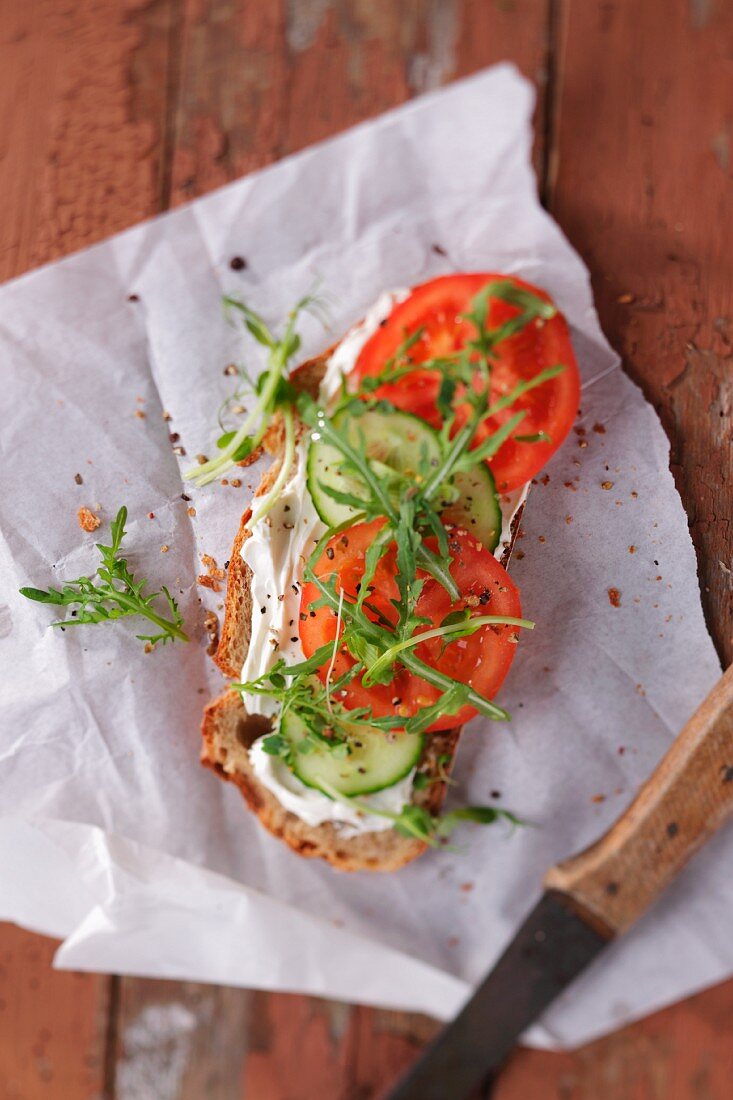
[201,349,522,871]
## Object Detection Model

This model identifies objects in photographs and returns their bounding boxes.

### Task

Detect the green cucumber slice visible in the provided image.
[307,407,441,526]
[439,464,502,553]
[282,711,423,797]
[307,406,502,551]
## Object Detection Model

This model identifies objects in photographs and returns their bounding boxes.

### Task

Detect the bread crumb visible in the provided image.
[160,544,170,553]
[601,481,614,490]
[162,410,172,421]
[134,409,146,420]
[198,574,221,592]
[77,506,101,532]
[187,506,196,517]
[230,478,242,488]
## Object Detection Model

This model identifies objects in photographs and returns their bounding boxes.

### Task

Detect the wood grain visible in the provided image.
[0,925,112,1100]
[546,663,733,934]
[0,0,176,281]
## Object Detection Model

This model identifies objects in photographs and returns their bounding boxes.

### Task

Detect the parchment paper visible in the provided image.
[0,65,725,1049]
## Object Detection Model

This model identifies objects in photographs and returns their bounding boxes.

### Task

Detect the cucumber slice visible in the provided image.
[282,711,423,797]
[307,407,441,527]
[439,464,502,553]
[307,406,502,552]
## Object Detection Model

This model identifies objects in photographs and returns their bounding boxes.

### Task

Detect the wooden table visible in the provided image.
[1,2,731,1097]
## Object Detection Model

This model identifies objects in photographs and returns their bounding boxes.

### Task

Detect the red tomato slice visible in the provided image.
[299,520,522,732]
[350,273,580,492]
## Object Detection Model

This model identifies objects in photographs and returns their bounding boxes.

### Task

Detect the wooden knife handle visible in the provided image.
[544,664,733,936]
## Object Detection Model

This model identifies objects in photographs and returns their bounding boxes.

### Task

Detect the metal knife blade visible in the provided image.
[385,892,609,1100]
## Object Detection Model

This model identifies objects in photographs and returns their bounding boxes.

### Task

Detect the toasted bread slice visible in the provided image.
[201,349,522,871]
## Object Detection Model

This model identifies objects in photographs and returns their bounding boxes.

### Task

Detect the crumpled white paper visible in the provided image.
[0,65,725,1049]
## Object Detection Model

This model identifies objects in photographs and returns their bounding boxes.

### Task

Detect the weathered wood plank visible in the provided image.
[0,924,112,1100]
[167,0,551,204]
[0,0,177,281]
[494,977,733,1099]
[550,0,733,665]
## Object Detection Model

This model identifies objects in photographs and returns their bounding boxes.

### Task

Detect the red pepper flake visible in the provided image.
[617,292,635,304]
[539,474,550,485]
[593,422,606,434]
[459,883,474,893]
[628,545,636,553]
[187,506,196,517]
[574,426,586,436]
[565,515,573,524]
[538,535,546,543]
[230,478,242,488]
[591,793,606,804]
[134,409,146,420]
[447,936,460,948]
[563,481,577,491]
[147,511,155,520]
[515,549,525,559]
[608,587,622,608]
[631,490,639,499]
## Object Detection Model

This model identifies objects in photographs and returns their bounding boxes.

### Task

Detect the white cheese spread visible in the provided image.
[250,739,416,835]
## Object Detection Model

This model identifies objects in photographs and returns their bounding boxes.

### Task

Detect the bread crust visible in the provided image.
[202,348,522,870]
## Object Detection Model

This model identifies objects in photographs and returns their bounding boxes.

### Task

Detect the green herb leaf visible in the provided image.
[19,507,188,649]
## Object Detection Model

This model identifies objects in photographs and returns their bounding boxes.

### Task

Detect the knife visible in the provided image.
[386,662,733,1099]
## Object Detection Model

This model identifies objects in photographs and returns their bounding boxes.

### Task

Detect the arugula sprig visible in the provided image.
[317,778,525,847]
[20,507,188,649]
[186,292,323,490]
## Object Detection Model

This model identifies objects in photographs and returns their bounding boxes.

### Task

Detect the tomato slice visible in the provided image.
[299,520,522,732]
[350,274,580,492]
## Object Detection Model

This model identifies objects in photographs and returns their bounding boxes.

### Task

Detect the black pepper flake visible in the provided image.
[479,590,492,605]
[181,493,191,501]
[290,636,298,643]
[127,293,139,302]
[74,473,83,485]
[291,583,299,594]
[260,606,266,614]
[229,256,247,271]
[224,560,230,569]
[326,547,335,560]
[666,821,679,838]
[721,765,733,783]
[299,613,308,621]
[606,881,620,896]
[490,790,501,799]
[432,243,447,256]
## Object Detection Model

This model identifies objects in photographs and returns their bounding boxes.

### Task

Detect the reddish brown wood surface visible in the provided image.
[0,2,731,1098]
